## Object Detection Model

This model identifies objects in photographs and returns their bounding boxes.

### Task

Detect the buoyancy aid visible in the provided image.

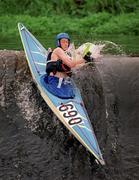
[46,51,72,76]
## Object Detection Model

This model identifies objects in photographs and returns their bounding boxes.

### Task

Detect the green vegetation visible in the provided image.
[0,0,139,54]
[0,0,139,16]
[0,13,139,37]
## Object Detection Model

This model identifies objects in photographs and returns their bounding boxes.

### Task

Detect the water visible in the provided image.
[0,35,139,56]
[0,50,139,179]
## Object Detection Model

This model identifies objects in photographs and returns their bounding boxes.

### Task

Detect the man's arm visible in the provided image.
[53,47,85,68]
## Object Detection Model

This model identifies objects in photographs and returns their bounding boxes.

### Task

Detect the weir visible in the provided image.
[0,50,139,179]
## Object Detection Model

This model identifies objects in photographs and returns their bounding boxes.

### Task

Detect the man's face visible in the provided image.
[60,38,69,50]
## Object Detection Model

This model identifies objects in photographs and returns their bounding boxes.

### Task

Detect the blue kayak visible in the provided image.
[18,23,105,165]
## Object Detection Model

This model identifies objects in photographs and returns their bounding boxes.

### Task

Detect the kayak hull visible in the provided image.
[18,23,105,165]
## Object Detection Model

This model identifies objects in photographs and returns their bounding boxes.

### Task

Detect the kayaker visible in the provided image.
[45,32,93,98]
[46,33,93,77]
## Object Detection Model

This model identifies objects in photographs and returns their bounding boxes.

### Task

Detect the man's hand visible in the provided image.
[83,51,93,62]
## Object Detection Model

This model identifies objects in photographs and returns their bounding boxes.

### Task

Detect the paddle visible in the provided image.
[68,42,105,71]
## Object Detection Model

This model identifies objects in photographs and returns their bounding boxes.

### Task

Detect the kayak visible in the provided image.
[18,23,105,165]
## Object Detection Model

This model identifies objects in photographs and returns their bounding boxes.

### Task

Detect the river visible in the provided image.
[0,35,139,56]
[0,50,139,180]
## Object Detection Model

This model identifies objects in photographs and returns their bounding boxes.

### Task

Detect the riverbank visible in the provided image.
[1,13,139,37]
[0,12,139,55]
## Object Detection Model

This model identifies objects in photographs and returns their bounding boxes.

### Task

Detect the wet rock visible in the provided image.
[0,51,139,180]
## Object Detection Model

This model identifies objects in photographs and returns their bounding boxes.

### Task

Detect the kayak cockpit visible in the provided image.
[40,75,75,99]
